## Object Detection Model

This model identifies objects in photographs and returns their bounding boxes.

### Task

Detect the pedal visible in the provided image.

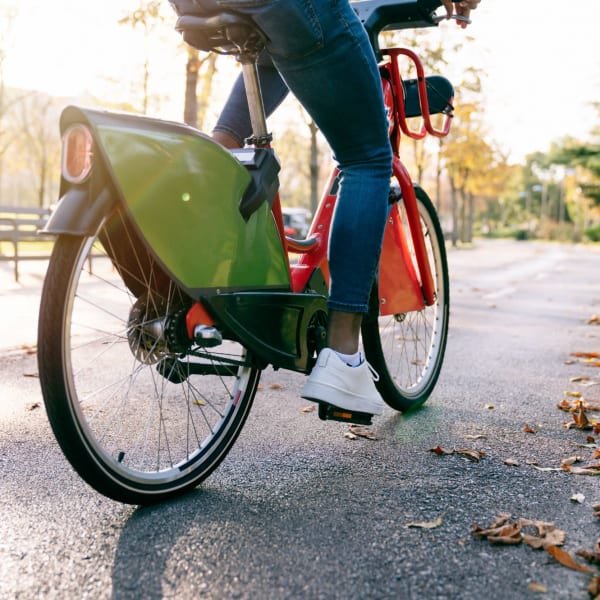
[317,402,373,426]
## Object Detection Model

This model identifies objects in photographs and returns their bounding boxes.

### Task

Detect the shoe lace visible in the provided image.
[366,360,380,382]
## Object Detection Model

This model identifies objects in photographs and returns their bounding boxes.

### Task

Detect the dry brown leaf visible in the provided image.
[523,424,538,433]
[455,448,486,462]
[569,403,592,430]
[430,445,454,456]
[26,402,41,411]
[572,352,600,359]
[347,426,380,440]
[588,315,600,325]
[584,401,600,411]
[299,405,316,413]
[546,545,594,573]
[504,458,520,467]
[463,434,487,440]
[557,399,573,412]
[472,514,522,545]
[588,576,600,598]
[430,446,485,462]
[577,540,600,565]
[530,465,563,472]
[268,383,285,390]
[560,455,582,467]
[484,404,495,410]
[520,518,565,550]
[565,464,600,476]
[570,376,592,383]
[343,431,358,440]
[527,582,548,593]
[566,390,582,398]
[405,514,444,529]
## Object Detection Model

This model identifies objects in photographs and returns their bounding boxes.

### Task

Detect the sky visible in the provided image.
[2,0,599,163]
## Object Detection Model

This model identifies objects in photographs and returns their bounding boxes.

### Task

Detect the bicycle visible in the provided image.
[38,0,454,504]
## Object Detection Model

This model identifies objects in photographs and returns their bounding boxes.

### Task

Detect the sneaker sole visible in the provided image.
[301,381,384,416]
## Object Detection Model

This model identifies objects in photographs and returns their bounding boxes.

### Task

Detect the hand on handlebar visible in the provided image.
[441,0,481,29]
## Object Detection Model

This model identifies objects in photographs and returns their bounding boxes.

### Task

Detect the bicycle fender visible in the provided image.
[43,186,116,236]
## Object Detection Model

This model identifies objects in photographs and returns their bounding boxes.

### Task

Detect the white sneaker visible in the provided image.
[301,348,385,416]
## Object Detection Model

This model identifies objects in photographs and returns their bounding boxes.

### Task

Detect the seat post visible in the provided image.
[239,55,272,147]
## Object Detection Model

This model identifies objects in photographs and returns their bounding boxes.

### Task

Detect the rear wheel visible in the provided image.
[37,210,260,504]
[362,186,449,412]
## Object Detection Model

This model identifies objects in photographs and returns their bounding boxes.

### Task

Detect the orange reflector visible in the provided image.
[61,124,93,184]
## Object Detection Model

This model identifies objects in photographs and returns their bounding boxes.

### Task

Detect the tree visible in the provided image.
[12,92,61,207]
[119,1,167,115]
[442,100,497,244]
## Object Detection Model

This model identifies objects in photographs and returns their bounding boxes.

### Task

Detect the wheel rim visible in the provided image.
[59,228,256,491]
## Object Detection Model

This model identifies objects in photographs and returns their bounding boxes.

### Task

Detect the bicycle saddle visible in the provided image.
[169,1,265,54]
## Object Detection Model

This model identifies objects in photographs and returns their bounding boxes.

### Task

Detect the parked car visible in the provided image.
[282,207,312,239]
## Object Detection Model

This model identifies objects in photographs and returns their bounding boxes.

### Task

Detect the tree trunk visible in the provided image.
[449,176,459,247]
[184,48,200,127]
[309,119,319,215]
[197,53,218,131]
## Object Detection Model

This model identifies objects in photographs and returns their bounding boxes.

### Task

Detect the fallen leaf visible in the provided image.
[520,519,565,550]
[527,582,548,593]
[192,399,206,406]
[560,456,582,467]
[405,514,444,529]
[566,391,582,398]
[570,493,585,503]
[268,383,284,390]
[530,465,563,472]
[484,404,495,410]
[504,458,520,467]
[463,434,487,440]
[23,372,39,378]
[557,399,572,412]
[576,540,600,565]
[570,376,591,383]
[343,431,358,440]
[472,514,522,545]
[571,352,600,359]
[455,448,486,462]
[26,402,41,411]
[546,545,594,573]
[523,424,538,434]
[588,315,600,325]
[300,405,316,413]
[565,464,600,476]
[588,577,600,598]
[347,426,380,440]
[430,445,454,456]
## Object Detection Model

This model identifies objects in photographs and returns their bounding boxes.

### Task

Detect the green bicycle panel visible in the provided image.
[95,123,290,292]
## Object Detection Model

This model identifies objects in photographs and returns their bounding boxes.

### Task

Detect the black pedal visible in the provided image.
[317,402,373,426]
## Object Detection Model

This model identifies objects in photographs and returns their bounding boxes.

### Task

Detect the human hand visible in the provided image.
[441,0,481,28]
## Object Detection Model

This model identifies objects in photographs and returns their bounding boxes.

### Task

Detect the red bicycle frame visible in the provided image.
[186,46,450,337]
[288,47,451,313]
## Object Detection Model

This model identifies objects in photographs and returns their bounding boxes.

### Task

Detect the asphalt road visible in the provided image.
[1,239,599,599]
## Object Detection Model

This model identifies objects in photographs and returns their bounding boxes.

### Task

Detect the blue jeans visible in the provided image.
[214,0,393,313]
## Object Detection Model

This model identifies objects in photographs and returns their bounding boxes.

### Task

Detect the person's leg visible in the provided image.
[215,0,392,415]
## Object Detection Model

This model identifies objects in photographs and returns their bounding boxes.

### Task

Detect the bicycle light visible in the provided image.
[61,124,94,184]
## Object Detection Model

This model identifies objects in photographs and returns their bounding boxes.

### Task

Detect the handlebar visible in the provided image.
[352,0,452,57]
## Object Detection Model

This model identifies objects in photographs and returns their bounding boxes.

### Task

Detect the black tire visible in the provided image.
[362,186,449,412]
[37,212,261,504]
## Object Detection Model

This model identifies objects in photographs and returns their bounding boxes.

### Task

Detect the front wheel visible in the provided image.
[362,186,449,412]
[37,212,261,504]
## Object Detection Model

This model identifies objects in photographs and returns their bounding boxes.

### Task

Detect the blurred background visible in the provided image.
[1,0,598,245]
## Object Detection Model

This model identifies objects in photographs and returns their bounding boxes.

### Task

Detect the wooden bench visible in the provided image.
[0,205,54,282]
